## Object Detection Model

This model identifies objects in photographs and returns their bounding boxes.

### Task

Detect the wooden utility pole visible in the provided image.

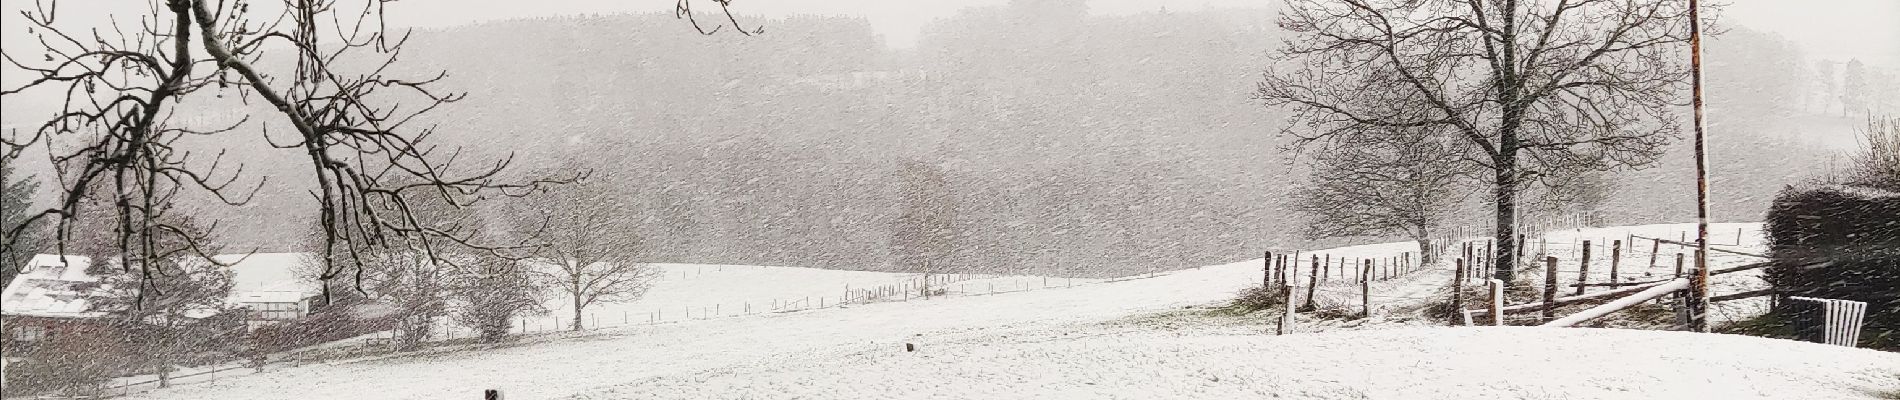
[1687,0,1713,333]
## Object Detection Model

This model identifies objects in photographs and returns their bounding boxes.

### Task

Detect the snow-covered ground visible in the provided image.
[598,327,1900,400]
[529,264,1106,331]
[114,222,1897,400]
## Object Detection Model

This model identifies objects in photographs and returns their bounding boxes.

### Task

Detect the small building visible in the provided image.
[215,253,323,331]
[1,252,324,348]
[0,255,108,353]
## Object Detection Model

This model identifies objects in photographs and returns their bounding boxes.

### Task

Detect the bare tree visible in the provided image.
[509,178,654,331]
[1840,116,1900,190]
[445,253,545,343]
[68,194,231,388]
[1293,131,1465,265]
[1258,0,1701,281]
[891,159,956,297]
[0,0,587,300]
[1842,59,1868,117]
[298,179,491,350]
[1521,170,1615,222]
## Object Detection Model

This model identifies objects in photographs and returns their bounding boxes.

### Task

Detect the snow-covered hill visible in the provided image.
[116,222,1897,400]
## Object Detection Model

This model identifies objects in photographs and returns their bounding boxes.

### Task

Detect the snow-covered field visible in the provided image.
[601,327,1900,400]
[528,264,1106,331]
[116,222,1898,400]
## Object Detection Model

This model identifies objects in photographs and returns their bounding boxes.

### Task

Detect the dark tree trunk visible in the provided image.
[572,291,584,332]
[1494,149,1520,282]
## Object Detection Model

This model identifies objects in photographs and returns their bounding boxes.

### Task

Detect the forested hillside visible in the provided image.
[21,5,1877,277]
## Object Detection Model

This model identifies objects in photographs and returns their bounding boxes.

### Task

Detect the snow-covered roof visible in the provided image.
[1,252,322,319]
[0,255,106,318]
[215,252,320,305]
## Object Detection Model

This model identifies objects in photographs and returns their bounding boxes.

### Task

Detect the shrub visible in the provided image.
[252,296,397,353]
[1230,286,1287,312]
[2,327,130,398]
[1763,184,1900,349]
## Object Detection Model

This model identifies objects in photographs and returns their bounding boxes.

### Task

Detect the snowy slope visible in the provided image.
[118,222,1881,400]
[544,264,1105,330]
[596,327,1900,400]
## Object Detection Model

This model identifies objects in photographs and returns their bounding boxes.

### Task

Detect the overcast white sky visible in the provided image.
[366,0,1898,64]
[0,0,1892,61]
[1,0,1895,66]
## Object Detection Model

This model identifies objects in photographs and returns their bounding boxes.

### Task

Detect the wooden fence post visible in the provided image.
[1303,255,1320,311]
[1263,251,1273,288]
[1360,260,1373,318]
[1474,242,1489,280]
[1674,253,1685,279]
[1321,255,1331,282]
[1647,238,1662,272]
[1544,256,1559,321]
[1489,279,1505,326]
[1576,240,1592,296]
[1450,258,1466,324]
[1279,274,1297,335]
[1610,240,1622,285]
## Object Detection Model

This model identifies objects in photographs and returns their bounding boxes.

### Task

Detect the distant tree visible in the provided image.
[1814,60,1840,114]
[508,178,654,331]
[1,159,42,284]
[1293,132,1465,265]
[310,181,495,350]
[1706,27,1807,124]
[70,201,231,388]
[445,254,545,343]
[1258,0,1698,282]
[891,159,956,296]
[1843,59,1869,116]
[1522,171,1616,223]
[1841,116,1900,190]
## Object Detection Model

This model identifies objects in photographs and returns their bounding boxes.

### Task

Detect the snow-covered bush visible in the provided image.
[2,327,128,397]
[1764,184,1900,349]
[1229,286,1286,312]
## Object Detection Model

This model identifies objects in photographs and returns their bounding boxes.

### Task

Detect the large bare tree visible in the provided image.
[1258,0,1702,281]
[0,0,571,298]
[0,0,754,296]
[509,177,654,331]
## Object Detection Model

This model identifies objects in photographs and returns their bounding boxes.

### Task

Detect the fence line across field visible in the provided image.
[492,269,1170,336]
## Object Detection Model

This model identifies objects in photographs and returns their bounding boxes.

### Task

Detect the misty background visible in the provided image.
[1,0,1895,277]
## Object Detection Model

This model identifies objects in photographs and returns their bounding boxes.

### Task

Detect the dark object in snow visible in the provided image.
[1764,184,1900,348]
[486,389,503,400]
[906,343,916,352]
